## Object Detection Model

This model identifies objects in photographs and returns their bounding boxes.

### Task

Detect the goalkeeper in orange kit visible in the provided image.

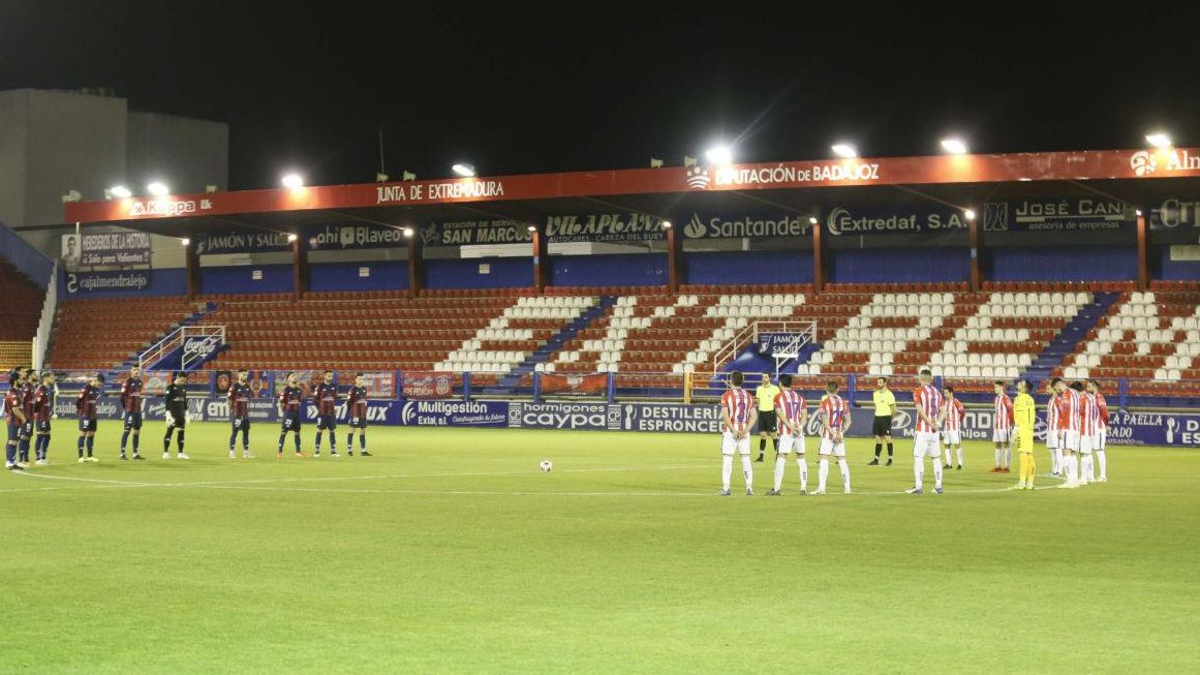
[1012,379,1037,489]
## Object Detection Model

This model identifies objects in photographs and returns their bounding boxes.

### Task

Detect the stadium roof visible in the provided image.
[62,147,1200,237]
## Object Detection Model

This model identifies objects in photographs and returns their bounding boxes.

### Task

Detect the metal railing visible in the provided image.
[711,320,818,374]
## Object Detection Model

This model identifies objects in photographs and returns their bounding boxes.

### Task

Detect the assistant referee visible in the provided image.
[868,376,896,466]
[754,373,780,462]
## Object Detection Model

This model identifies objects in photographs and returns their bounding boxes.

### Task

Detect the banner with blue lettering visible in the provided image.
[982,198,1135,233]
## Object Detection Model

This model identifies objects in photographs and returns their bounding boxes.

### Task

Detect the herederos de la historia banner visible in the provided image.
[36,397,1200,447]
[61,232,152,266]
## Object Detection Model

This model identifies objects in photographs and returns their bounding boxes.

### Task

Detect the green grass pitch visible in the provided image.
[2,422,1198,674]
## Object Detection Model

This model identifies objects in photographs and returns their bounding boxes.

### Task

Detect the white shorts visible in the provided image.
[1046,428,1059,450]
[1079,435,1094,455]
[1063,430,1080,452]
[1097,427,1107,450]
[721,432,752,456]
[913,431,940,458]
[778,433,806,455]
[943,430,962,446]
[993,428,1011,444]
[818,437,845,457]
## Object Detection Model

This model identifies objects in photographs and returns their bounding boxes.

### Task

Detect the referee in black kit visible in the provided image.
[867,376,897,465]
[754,373,780,461]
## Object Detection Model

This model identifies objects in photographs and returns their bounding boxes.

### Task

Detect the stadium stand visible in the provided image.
[45,279,1196,402]
[0,257,44,342]
[47,297,208,371]
[1062,281,1200,397]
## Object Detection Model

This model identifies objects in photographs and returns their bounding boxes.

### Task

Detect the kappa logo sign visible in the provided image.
[128,199,206,217]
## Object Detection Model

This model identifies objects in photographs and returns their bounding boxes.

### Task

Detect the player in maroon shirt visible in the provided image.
[5,370,28,470]
[227,369,253,458]
[276,372,305,458]
[345,373,372,457]
[76,374,104,462]
[17,367,35,464]
[119,365,146,461]
[32,372,55,464]
[312,370,340,457]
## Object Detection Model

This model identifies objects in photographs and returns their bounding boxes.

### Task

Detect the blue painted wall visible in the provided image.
[987,246,1137,282]
[424,257,533,289]
[549,253,667,287]
[310,261,408,292]
[201,264,294,294]
[59,268,188,299]
[685,250,813,285]
[1154,245,1200,281]
[828,248,970,283]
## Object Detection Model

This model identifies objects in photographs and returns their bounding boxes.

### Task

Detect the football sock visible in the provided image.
[772,456,785,491]
[721,455,733,491]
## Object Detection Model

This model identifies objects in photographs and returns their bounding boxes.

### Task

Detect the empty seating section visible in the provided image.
[43,281,1198,397]
[928,290,1088,384]
[436,295,597,374]
[203,291,514,378]
[0,258,44,341]
[49,297,202,371]
[0,342,30,372]
[1063,282,1200,396]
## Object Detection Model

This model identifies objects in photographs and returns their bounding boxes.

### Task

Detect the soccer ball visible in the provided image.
[539,459,553,472]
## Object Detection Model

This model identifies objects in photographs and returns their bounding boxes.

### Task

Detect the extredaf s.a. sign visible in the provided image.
[825,206,970,236]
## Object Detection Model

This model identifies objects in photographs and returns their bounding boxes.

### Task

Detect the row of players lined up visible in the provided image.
[3,367,375,469]
[717,369,1111,496]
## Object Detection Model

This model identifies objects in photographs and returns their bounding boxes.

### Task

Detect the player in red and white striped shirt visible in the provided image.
[719,372,757,496]
[816,380,851,495]
[1079,386,1102,486]
[1044,381,1061,476]
[991,382,1014,473]
[908,369,945,494]
[1053,378,1083,488]
[769,374,808,495]
[941,386,965,471]
[1087,380,1109,483]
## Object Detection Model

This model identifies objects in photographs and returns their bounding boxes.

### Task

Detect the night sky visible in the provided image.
[2,4,1196,190]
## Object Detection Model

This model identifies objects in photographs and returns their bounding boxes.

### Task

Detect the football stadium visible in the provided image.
[4,12,1200,674]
